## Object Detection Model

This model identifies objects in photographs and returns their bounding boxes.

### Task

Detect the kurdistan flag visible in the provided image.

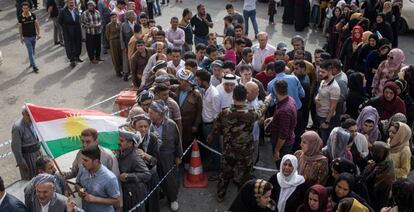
[26,104,126,158]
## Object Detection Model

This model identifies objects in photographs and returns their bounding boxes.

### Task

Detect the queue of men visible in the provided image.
[7,0,414,212]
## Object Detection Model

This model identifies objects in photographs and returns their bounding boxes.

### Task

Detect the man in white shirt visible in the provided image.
[242,0,259,37]
[251,32,276,73]
[167,48,185,72]
[25,174,71,212]
[216,74,238,109]
[195,70,222,171]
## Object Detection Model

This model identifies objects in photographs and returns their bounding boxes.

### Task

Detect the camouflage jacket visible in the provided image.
[210,99,270,156]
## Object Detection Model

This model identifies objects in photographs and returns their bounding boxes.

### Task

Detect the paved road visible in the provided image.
[0,0,413,211]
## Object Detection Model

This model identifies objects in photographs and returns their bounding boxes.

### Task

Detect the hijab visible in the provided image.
[277,154,305,212]
[380,81,406,120]
[385,112,407,132]
[351,25,364,44]
[356,106,380,143]
[348,72,365,93]
[367,141,395,190]
[326,127,352,160]
[229,179,276,212]
[392,179,414,210]
[301,184,330,212]
[331,157,357,175]
[388,122,412,153]
[368,34,379,48]
[297,131,327,174]
[386,48,405,71]
[394,79,409,97]
[361,31,372,44]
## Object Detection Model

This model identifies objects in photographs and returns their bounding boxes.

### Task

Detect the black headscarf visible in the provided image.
[392,179,414,210]
[229,179,276,212]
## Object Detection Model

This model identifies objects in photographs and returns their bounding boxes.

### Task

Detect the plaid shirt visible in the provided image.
[81,9,102,35]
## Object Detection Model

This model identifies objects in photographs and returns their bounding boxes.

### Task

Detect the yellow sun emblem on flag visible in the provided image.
[64,114,89,140]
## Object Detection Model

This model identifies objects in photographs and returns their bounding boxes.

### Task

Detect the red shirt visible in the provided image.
[255,71,275,91]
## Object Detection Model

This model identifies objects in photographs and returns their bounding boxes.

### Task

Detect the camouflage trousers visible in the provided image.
[217,154,253,197]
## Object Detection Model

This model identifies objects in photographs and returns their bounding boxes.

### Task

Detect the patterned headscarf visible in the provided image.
[136,90,154,105]
[149,100,169,120]
[130,114,152,151]
[119,125,142,146]
[176,69,195,85]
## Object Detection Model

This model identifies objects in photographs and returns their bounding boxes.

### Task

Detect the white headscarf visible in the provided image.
[276,154,305,212]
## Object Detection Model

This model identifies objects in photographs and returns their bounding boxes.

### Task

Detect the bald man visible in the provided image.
[245,81,261,164]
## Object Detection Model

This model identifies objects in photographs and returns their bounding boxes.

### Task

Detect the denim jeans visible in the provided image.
[24,36,37,68]
[243,9,259,36]
[310,5,320,25]
[153,0,161,14]
[202,122,221,170]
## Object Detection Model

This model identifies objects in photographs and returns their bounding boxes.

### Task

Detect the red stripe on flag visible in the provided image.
[27,104,110,122]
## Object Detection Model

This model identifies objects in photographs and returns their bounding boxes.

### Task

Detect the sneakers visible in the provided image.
[33,67,39,73]
[170,201,179,211]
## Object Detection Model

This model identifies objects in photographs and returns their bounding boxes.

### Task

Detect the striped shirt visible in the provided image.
[81,9,102,35]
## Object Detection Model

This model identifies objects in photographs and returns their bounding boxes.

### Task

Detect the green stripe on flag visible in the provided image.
[46,131,120,158]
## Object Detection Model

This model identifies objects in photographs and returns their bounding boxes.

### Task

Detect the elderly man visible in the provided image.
[59,0,82,68]
[141,41,166,87]
[148,100,182,211]
[0,176,27,211]
[287,35,313,63]
[174,69,202,166]
[25,174,72,212]
[251,32,275,74]
[63,128,119,179]
[216,74,238,109]
[245,82,262,163]
[117,127,151,212]
[12,105,41,180]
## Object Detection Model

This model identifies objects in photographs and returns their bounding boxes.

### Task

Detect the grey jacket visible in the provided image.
[120,22,134,50]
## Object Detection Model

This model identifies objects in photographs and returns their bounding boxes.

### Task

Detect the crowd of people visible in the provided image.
[5,0,414,211]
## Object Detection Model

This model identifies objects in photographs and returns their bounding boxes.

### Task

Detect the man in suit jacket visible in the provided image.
[0,176,28,212]
[59,0,83,68]
[25,174,72,212]
[120,10,136,81]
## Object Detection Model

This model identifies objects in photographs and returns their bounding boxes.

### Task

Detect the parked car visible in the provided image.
[399,0,414,34]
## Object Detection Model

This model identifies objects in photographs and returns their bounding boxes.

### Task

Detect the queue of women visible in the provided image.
[226,0,414,212]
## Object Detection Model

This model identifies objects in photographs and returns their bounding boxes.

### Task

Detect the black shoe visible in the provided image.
[76,58,84,62]
[70,61,76,68]
[123,75,129,81]
[54,42,60,45]
[33,67,39,73]
[103,50,108,54]
[59,42,64,47]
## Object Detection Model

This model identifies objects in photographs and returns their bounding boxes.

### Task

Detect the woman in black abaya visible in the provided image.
[294,0,310,31]
[282,0,295,24]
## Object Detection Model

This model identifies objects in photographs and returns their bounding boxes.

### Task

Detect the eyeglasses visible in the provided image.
[387,55,393,60]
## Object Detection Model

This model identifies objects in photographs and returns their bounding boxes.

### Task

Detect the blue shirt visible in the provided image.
[76,165,120,212]
[267,73,305,109]
[178,90,189,106]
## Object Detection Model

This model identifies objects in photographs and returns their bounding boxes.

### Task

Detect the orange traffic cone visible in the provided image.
[184,140,208,188]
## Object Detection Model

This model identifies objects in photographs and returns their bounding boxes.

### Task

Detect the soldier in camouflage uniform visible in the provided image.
[207,85,271,202]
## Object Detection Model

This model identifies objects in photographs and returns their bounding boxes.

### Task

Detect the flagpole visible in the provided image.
[25,103,76,198]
